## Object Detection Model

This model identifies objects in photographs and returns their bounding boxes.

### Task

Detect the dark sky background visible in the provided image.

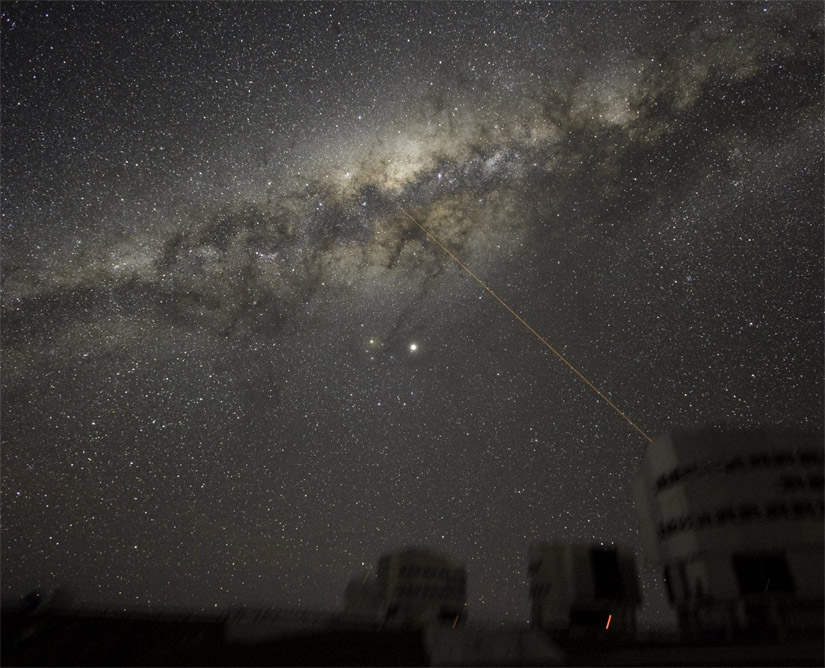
[1,1,822,626]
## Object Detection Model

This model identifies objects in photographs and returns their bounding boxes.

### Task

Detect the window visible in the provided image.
[782,474,806,491]
[749,453,773,468]
[798,449,824,466]
[591,548,621,600]
[695,512,712,528]
[737,505,760,522]
[764,502,788,519]
[791,500,815,517]
[732,553,795,595]
[772,451,794,466]
[663,566,675,604]
[724,456,745,473]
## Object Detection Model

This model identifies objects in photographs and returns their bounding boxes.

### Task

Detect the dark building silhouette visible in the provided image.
[528,542,641,638]
[377,546,467,626]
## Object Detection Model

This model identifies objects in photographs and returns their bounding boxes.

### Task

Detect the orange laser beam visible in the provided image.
[399,206,652,444]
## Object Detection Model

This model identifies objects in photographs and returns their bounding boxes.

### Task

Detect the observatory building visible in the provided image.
[376,546,467,627]
[633,427,824,638]
[527,542,641,638]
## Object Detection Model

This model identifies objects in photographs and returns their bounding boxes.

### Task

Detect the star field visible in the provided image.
[1,2,822,625]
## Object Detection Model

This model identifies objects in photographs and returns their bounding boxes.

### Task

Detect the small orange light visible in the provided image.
[605,614,612,630]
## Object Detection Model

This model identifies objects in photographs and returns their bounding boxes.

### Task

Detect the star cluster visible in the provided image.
[1,2,822,624]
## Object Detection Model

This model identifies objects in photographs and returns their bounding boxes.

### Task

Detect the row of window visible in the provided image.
[397,565,465,582]
[657,497,825,539]
[392,583,465,599]
[385,605,462,622]
[654,448,823,493]
[782,473,825,492]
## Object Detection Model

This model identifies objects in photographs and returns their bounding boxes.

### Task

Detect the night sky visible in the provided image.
[2,2,822,626]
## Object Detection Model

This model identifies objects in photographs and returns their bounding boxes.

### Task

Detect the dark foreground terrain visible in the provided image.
[2,607,822,667]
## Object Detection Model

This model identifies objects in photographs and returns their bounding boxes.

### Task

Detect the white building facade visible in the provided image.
[527,542,641,638]
[633,427,824,638]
